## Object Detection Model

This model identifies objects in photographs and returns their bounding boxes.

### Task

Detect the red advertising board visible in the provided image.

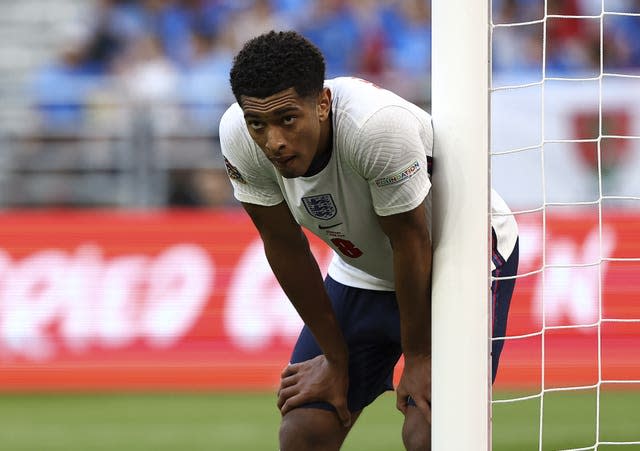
[496,208,640,390]
[0,208,638,391]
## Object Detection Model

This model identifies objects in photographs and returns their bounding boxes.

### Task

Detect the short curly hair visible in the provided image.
[230,30,326,104]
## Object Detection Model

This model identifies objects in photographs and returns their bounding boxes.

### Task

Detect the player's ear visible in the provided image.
[317,88,331,122]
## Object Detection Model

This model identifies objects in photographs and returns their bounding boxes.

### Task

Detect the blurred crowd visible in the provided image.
[21,0,640,208]
[31,0,431,130]
[493,0,640,75]
[31,0,640,130]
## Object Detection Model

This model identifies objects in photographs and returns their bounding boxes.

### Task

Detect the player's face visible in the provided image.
[240,87,331,178]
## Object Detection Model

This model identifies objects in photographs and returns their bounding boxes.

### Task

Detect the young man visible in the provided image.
[219,30,519,451]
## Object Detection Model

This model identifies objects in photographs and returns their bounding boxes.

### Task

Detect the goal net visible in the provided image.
[489,1,640,449]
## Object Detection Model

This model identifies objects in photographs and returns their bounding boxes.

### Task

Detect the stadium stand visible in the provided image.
[0,0,638,207]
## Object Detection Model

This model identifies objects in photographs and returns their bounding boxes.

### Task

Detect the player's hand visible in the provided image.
[277,355,351,427]
[396,354,431,423]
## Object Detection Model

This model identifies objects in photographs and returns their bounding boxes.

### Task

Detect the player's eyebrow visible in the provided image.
[243,106,302,119]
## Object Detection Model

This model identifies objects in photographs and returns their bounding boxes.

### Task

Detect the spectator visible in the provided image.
[349,0,389,77]
[180,27,235,127]
[180,0,236,40]
[545,0,599,76]
[298,0,362,77]
[380,0,432,74]
[88,0,148,64]
[31,24,103,130]
[139,0,193,67]
[271,0,314,26]
[230,0,293,49]
[604,6,640,70]
[491,0,544,74]
[113,33,179,104]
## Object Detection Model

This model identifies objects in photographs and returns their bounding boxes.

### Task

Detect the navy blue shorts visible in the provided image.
[491,238,519,383]
[290,277,402,413]
[290,239,519,412]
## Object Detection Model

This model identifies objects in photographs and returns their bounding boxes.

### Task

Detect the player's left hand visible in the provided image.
[396,354,431,423]
[277,354,351,427]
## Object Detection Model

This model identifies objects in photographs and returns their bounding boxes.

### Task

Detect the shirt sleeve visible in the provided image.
[491,188,519,270]
[218,104,284,206]
[351,105,433,216]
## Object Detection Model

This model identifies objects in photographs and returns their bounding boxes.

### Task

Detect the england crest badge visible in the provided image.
[302,194,337,220]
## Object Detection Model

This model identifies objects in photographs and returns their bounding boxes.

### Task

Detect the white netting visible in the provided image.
[490,1,640,449]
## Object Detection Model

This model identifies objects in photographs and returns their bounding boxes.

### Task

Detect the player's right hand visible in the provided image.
[277,354,351,427]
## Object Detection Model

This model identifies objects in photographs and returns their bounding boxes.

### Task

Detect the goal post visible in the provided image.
[431,0,492,449]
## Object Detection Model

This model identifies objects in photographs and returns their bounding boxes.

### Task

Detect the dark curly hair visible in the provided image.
[230,30,326,104]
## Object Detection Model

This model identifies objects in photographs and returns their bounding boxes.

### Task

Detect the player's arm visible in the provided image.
[241,200,351,425]
[377,201,432,420]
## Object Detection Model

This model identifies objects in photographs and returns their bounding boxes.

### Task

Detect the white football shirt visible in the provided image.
[220,77,517,290]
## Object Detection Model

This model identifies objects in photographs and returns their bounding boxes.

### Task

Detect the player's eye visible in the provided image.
[247,120,265,131]
[282,116,296,125]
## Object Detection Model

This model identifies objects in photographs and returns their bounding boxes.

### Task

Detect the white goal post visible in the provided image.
[431,0,492,450]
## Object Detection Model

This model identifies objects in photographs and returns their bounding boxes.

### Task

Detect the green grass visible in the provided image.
[493,389,640,451]
[0,391,404,451]
[0,390,638,450]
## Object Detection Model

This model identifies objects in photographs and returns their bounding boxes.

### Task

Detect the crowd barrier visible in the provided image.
[0,208,637,391]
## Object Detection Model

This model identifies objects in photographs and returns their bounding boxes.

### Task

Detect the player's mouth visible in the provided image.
[271,155,296,169]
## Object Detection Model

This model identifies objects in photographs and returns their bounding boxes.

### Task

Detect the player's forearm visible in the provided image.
[262,230,349,365]
[378,205,432,359]
[392,237,432,359]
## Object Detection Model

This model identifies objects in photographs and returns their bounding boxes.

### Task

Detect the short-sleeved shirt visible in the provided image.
[220,77,517,290]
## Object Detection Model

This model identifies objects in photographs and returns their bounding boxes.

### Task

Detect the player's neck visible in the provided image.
[303,112,333,177]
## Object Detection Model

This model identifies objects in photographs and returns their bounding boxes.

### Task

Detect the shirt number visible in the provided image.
[331,238,363,258]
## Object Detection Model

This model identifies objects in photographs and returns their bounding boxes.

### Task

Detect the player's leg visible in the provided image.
[491,238,520,382]
[401,401,430,451]
[279,276,403,450]
[398,242,521,450]
[279,407,361,451]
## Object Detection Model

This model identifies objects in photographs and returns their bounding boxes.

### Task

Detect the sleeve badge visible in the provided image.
[224,157,247,184]
[374,160,421,187]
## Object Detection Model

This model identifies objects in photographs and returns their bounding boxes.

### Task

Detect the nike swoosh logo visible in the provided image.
[318,223,343,230]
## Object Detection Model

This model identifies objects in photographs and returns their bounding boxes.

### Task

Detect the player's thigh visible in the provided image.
[279,407,362,451]
[402,406,430,451]
[291,276,403,412]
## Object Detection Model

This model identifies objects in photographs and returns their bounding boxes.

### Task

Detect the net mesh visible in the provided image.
[490,1,640,449]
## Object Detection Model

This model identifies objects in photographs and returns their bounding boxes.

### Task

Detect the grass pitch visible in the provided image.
[0,390,639,450]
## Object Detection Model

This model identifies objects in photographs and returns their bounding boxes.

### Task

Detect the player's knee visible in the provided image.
[402,425,430,451]
[279,409,344,451]
[402,409,431,451]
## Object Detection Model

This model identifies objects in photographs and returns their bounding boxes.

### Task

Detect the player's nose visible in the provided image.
[265,127,286,155]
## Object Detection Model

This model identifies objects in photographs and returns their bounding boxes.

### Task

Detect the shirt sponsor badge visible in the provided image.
[302,194,337,220]
[374,160,421,187]
[224,157,246,184]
